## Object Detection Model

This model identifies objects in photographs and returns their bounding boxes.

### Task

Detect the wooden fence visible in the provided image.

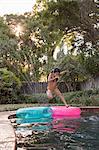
[20,76,99,94]
[80,76,99,90]
[20,82,69,94]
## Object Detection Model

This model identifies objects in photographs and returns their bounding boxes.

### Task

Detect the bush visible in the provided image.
[19,89,99,106]
[64,90,99,106]
[20,93,49,104]
[0,68,22,104]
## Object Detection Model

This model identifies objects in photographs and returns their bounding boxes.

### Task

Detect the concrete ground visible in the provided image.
[0,111,16,150]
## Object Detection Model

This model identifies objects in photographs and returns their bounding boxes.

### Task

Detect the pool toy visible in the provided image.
[16,117,53,124]
[51,106,81,117]
[16,107,52,119]
[16,106,81,121]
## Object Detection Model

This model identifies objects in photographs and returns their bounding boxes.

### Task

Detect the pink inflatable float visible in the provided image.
[51,106,81,117]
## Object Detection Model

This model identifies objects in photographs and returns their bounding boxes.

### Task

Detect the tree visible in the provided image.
[29,0,98,76]
[0,16,18,69]
[55,54,87,91]
[1,0,98,87]
[2,14,42,83]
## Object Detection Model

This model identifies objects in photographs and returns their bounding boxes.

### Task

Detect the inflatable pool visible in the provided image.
[16,106,81,121]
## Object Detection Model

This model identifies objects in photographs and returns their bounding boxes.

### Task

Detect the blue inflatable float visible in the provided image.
[16,107,52,119]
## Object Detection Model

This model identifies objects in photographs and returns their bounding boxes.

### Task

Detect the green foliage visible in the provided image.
[55,54,88,91]
[0,89,99,111]
[64,89,99,106]
[0,68,22,104]
[84,52,99,76]
[33,0,98,80]
[6,89,99,106]
[0,0,98,97]
[20,93,49,104]
[0,17,18,67]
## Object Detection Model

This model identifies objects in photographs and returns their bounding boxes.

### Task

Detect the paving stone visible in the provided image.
[0,111,16,150]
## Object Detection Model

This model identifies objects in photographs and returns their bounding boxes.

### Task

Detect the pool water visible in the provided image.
[15,113,99,150]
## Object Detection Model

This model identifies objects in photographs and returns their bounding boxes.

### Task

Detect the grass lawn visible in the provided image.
[0,104,36,112]
[0,103,59,112]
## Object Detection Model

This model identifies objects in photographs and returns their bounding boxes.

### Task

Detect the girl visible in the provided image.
[46,68,69,107]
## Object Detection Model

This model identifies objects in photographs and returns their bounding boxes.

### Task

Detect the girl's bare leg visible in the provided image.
[54,88,69,107]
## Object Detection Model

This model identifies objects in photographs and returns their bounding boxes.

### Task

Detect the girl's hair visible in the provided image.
[47,68,60,80]
[53,68,60,73]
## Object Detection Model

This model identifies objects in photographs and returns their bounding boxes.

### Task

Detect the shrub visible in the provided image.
[64,90,99,106]
[0,68,22,104]
[20,93,49,104]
